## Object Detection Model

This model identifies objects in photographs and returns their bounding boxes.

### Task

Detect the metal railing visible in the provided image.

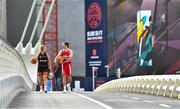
[0,38,33,107]
[95,75,180,99]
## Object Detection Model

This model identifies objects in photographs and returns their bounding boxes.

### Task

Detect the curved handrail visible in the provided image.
[0,38,33,107]
[95,75,180,99]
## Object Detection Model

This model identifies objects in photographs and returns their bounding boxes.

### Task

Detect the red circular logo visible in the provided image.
[87,2,102,29]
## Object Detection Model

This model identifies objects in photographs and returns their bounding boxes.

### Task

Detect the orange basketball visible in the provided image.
[31,57,37,64]
[56,56,64,64]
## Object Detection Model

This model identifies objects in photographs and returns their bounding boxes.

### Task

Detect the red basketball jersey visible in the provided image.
[60,49,73,76]
[60,49,72,65]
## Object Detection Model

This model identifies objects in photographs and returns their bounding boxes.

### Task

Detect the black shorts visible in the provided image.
[38,67,49,73]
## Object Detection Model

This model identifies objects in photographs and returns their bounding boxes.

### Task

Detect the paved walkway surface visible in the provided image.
[9,91,180,109]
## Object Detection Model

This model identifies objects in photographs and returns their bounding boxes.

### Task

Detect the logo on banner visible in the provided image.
[87,2,102,29]
[92,49,97,56]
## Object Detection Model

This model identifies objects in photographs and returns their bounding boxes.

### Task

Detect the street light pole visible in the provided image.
[105,65,109,77]
[92,67,98,91]
[113,19,117,74]
[166,0,169,51]
[92,67,95,91]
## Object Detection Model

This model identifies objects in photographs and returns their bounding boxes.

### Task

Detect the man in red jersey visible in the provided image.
[55,42,73,93]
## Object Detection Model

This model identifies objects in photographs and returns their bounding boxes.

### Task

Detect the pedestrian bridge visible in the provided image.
[1,38,180,109]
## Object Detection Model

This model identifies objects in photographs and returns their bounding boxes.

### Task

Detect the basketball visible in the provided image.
[56,56,64,64]
[31,57,37,64]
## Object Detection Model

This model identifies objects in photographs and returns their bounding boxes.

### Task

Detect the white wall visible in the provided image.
[58,0,85,77]
[0,0,7,39]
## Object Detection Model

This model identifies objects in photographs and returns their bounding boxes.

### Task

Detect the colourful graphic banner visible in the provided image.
[137,10,152,66]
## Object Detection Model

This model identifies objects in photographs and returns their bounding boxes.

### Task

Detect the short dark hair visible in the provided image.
[64,41,70,48]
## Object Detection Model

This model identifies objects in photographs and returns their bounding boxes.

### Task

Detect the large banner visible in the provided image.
[137,10,153,67]
[85,0,107,77]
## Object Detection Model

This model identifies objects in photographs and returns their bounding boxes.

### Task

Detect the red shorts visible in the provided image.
[62,64,72,76]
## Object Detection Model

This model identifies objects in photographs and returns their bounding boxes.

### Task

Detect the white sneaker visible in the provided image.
[40,86,43,93]
[67,83,71,92]
[63,89,67,93]
[40,89,43,93]
[63,86,67,93]
[44,85,47,93]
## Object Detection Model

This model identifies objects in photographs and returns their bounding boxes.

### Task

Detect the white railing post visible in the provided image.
[16,0,38,53]
[33,0,56,54]
[25,0,47,54]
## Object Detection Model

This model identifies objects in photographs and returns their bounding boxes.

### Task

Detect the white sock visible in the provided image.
[40,86,43,92]
[44,85,47,91]
[67,83,71,91]
[63,86,67,91]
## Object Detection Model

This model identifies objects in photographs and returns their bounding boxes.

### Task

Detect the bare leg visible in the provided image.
[62,75,67,92]
[67,75,72,84]
[37,72,43,92]
[43,72,48,93]
[67,75,72,92]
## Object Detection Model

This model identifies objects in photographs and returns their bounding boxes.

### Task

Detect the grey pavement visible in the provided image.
[8,91,180,109]
[81,92,180,109]
[8,92,104,109]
